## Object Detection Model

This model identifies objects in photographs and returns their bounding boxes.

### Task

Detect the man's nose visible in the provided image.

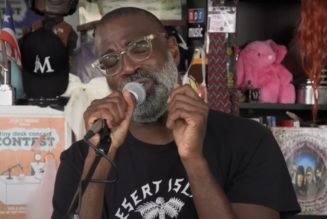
[119,53,139,75]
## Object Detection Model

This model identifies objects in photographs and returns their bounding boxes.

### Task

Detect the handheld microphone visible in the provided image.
[123,81,146,105]
[84,82,146,140]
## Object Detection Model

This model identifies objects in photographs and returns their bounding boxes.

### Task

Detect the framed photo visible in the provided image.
[188,8,205,24]
[97,0,183,25]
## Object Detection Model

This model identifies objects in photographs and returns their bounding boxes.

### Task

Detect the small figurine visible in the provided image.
[19,0,78,105]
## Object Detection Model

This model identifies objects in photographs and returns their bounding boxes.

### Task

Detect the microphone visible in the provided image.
[123,81,146,105]
[16,158,24,172]
[84,82,146,140]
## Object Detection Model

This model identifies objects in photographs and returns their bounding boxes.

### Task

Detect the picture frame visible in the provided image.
[272,127,327,215]
[97,0,184,26]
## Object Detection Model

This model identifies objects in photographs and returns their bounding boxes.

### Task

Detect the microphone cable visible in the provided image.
[65,124,119,219]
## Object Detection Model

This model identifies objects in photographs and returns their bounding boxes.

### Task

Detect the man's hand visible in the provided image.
[83,90,135,152]
[166,85,209,161]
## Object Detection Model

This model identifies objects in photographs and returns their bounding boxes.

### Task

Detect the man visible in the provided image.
[315,165,325,193]
[52,7,300,219]
[294,165,306,196]
[305,166,317,196]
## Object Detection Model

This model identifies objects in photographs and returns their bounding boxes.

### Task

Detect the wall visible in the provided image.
[237,1,301,47]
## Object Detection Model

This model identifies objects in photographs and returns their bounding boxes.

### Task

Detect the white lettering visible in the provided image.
[141,184,152,199]
[152,180,162,194]
[188,27,203,38]
[121,198,134,212]
[116,178,193,216]
[114,208,128,219]
[168,178,172,192]
[130,190,141,206]
[181,182,192,197]
[173,178,184,193]
[34,55,54,73]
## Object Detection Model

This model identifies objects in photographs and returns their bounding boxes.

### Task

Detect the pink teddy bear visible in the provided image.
[236,39,295,103]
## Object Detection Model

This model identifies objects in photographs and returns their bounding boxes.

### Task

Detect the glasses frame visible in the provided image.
[91,33,167,77]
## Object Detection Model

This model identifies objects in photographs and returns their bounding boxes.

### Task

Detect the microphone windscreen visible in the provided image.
[123,82,146,105]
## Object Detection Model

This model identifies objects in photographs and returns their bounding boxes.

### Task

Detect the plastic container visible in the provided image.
[296,74,327,104]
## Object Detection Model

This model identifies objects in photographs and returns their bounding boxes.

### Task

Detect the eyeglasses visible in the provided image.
[92,33,167,77]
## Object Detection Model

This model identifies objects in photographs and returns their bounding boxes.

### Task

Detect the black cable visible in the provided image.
[83,138,119,184]
[64,125,119,219]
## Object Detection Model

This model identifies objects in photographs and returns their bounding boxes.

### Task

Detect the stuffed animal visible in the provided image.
[236,39,295,103]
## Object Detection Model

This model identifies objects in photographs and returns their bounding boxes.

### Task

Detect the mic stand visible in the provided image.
[0,163,23,180]
[65,124,111,219]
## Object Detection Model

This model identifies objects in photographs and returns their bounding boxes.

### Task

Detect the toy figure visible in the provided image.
[20,0,78,105]
[236,39,295,103]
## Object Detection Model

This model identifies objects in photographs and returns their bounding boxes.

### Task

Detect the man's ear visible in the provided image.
[167,36,180,65]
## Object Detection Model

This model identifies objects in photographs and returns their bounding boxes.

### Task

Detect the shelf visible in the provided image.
[239,103,327,111]
[239,103,327,124]
[241,0,300,3]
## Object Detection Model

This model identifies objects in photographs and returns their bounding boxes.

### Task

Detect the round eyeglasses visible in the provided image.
[92,33,167,77]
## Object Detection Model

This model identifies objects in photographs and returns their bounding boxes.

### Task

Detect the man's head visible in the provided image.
[296,165,305,187]
[306,166,314,184]
[93,7,180,123]
[315,165,322,179]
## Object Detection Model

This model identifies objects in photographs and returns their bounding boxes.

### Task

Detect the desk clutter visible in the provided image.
[0,0,77,109]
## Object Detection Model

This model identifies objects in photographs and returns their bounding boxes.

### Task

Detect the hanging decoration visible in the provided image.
[296,0,327,123]
[206,0,239,114]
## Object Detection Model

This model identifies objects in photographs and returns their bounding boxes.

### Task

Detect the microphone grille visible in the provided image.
[123,82,146,105]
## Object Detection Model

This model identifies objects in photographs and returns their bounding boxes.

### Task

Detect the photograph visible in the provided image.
[97,0,182,21]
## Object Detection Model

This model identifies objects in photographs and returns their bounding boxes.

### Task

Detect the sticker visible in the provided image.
[207,6,236,33]
[188,8,205,24]
[188,24,204,38]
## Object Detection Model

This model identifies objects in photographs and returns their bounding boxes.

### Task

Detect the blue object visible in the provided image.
[0,52,25,100]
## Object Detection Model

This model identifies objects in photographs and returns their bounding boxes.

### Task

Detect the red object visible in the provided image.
[276,119,294,127]
[0,0,21,66]
[207,33,230,112]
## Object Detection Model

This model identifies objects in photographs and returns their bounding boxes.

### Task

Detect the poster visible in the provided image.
[188,8,205,24]
[0,106,72,219]
[96,0,182,21]
[188,8,205,39]
[207,0,236,33]
[272,127,327,215]
[207,6,236,33]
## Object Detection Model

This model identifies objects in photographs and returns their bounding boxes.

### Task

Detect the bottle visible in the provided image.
[0,60,16,105]
[246,80,260,102]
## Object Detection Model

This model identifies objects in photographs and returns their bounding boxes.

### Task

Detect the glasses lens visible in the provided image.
[128,39,152,60]
[99,53,120,74]
[95,36,154,76]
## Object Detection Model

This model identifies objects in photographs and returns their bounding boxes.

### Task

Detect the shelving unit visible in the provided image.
[222,1,327,218]
[239,103,327,125]
[290,216,327,219]
[239,103,327,111]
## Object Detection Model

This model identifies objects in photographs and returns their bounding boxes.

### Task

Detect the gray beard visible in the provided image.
[120,53,178,123]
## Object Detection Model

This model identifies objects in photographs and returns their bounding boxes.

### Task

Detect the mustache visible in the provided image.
[120,70,159,89]
[128,70,158,81]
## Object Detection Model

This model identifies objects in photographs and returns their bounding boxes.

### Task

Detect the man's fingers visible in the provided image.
[84,92,130,130]
[168,84,200,104]
[122,90,136,121]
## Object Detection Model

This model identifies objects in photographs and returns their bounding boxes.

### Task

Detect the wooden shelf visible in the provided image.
[239,103,327,111]
[238,103,327,124]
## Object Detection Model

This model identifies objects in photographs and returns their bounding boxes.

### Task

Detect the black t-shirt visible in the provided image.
[52,110,300,218]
